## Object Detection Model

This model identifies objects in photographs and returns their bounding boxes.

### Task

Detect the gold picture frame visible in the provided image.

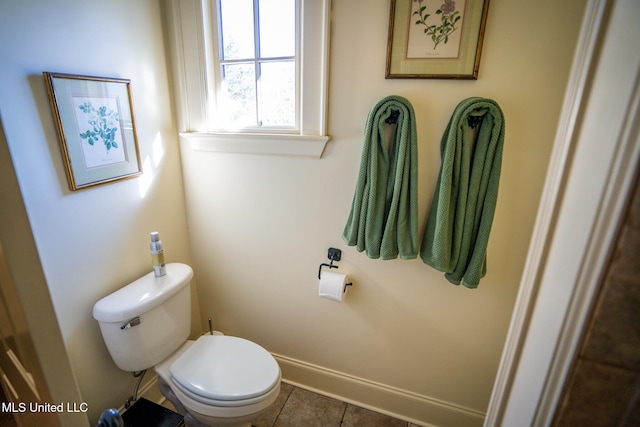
[43,72,142,191]
[386,0,490,79]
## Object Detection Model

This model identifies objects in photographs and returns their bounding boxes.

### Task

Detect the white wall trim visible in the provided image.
[483,1,608,424]
[274,353,485,427]
[181,132,330,158]
[532,14,640,424]
[485,0,640,425]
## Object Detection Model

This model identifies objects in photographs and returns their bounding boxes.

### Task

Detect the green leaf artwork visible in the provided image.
[412,0,462,50]
[78,101,120,154]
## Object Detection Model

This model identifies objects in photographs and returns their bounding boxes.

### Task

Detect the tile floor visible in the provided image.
[250,382,420,427]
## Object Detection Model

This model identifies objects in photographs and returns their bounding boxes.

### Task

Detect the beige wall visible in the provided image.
[0,0,195,424]
[179,0,587,425]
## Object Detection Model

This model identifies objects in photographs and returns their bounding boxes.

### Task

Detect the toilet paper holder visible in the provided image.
[318,248,352,289]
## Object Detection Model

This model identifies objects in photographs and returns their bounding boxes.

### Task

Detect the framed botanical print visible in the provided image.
[386,0,490,79]
[43,72,142,190]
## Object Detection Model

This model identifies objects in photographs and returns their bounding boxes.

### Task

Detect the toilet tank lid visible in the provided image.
[93,263,193,323]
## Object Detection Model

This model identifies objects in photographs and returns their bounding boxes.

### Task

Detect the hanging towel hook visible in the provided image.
[385,109,401,125]
[467,115,484,129]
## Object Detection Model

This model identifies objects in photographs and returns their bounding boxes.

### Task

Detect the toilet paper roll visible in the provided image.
[319,271,348,302]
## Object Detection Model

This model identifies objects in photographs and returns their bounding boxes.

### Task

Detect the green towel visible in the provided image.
[420,97,505,288]
[343,95,419,260]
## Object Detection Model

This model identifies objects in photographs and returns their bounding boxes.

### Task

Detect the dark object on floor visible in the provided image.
[98,408,123,427]
[121,398,183,427]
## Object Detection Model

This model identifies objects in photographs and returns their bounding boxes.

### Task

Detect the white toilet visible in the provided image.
[92,263,281,427]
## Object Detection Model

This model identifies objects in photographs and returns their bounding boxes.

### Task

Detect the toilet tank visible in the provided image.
[93,263,193,372]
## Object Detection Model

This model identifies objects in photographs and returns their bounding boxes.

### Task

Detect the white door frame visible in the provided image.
[485,0,640,425]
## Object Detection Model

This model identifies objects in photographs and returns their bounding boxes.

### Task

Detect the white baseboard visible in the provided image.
[273,353,485,427]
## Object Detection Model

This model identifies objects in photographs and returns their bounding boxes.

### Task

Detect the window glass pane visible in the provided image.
[258,0,295,58]
[220,63,256,127]
[219,0,255,60]
[258,61,295,127]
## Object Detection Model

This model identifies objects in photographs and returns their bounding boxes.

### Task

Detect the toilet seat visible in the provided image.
[169,335,280,407]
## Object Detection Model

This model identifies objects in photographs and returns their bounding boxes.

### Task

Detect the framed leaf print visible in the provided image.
[43,72,142,190]
[386,0,490,79]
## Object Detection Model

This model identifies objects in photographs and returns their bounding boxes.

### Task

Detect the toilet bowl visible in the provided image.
[155,336,281,427]
[92,263,281,427]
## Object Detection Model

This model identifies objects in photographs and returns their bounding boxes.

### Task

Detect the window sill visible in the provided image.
[179,132,331,158]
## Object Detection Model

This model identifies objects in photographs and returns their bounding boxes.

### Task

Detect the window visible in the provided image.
[165,0,331,157]
[216,0,296,130]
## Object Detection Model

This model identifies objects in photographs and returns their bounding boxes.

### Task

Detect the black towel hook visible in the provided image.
[385,109,401,125]
[467,115,484,129]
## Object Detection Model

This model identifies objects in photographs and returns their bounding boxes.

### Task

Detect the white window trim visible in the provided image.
[165,0,331,158]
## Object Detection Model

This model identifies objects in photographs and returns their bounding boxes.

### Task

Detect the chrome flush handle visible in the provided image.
[121,317,141,330]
